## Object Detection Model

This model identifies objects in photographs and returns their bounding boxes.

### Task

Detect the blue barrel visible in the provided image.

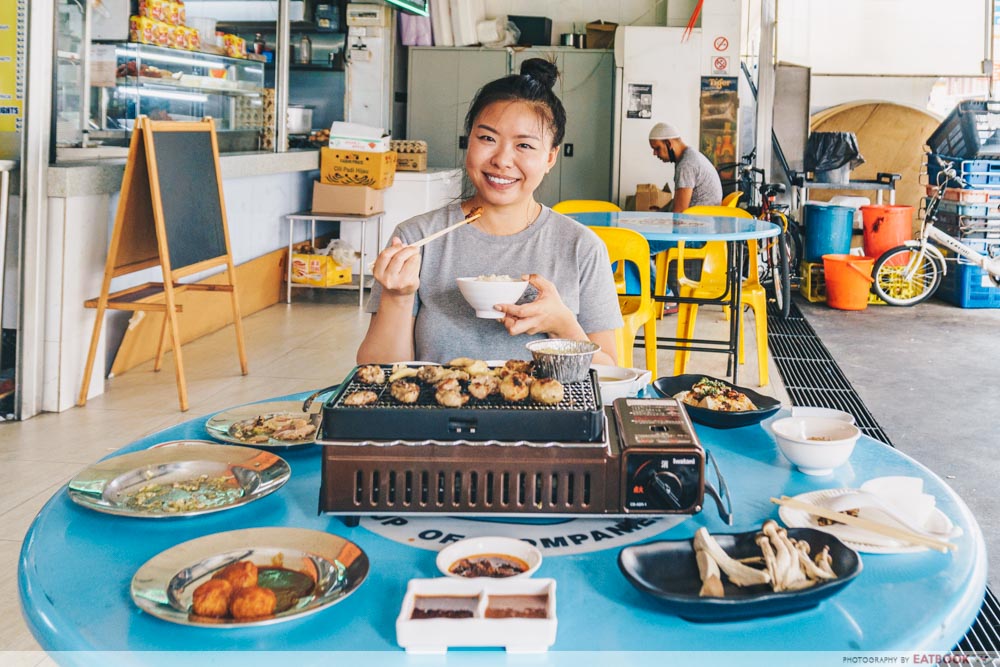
[804,203,855,262]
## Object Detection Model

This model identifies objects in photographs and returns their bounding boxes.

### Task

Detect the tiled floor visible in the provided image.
[0,289,781,653]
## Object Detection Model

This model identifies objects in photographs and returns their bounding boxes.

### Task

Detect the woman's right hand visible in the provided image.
[373,237,421,296]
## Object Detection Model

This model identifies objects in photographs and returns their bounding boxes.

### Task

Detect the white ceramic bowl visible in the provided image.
[436,536,542,579]
[456,277,529,319]
[591,364,652,405]
[791,406,856,425]
[770,416,861,476]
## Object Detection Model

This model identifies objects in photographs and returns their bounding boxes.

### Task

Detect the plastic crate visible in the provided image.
[934,209,1000,240]
[925,184,991,203]
[936,262,1000,308]
[927,100,1000,159]
[927,154,1000,188]
[937,198,1000,218]
[799,261,826,302]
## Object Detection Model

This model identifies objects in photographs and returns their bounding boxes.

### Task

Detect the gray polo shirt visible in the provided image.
[365,202,623,363]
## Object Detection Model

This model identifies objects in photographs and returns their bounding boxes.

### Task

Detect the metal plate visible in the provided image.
[66,443,291,518]
[205,401,321,448]
[131,527,369,628]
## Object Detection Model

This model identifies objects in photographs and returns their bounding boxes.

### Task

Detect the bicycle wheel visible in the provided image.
[784,216,804,277]
[768,232,792,318]
[872,245,944,306]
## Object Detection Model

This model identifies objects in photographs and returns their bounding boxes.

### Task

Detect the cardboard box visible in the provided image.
[312,181,384,215]
[586,20,618,49]
[395,152,427,171]
[320,148,397,189]
[632,183,672,211]
[328,121,392,152]
[291,253,351,287]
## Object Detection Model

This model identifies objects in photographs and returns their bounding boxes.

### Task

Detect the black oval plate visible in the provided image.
[618,527,862,622]
[651,374,781,429]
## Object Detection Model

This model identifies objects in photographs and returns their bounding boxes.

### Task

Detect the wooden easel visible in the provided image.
[78,117,248,411]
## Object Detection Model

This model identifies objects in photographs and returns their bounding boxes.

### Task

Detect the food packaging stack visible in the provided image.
[390,139,428,172]
[260,89,276,151]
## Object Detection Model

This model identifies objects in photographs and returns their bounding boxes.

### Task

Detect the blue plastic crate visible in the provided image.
[927,154,1000,188]
[936,261,1000,308]
[937,199,1000,218]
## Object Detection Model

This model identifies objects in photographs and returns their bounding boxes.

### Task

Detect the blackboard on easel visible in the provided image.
[79,117,248,411]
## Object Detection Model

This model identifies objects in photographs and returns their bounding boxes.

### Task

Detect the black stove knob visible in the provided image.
[647,471,683,510]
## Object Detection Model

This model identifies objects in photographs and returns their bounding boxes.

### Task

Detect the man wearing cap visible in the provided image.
[648,122,723,212]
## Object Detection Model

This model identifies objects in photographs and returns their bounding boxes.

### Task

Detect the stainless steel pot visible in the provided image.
[287,105,314,134]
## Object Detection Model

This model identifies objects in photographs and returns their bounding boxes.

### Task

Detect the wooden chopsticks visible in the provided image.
[770,495,957,553]
[409,206,484,249]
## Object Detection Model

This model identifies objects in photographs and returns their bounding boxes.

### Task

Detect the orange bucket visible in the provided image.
[860,205,913,265]
[822,254,875,310]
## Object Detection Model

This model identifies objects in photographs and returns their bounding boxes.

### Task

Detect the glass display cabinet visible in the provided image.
[94,43,266,151]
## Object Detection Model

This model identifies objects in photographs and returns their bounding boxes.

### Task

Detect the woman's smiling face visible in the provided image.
[465,100,558,208]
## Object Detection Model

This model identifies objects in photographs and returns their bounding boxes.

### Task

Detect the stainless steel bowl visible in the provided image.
[526,339,600,383]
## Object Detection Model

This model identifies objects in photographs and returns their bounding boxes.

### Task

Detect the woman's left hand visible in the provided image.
[494,274,577,337]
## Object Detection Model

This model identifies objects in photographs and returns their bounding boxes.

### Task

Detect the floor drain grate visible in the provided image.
[767,299,997,653]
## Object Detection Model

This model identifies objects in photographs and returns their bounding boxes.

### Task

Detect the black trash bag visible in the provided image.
[804,132,866,171]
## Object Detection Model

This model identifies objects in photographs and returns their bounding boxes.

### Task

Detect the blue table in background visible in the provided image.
[569,211,781,384]
[19,393,986,663]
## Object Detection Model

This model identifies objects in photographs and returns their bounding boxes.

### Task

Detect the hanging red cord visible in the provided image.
[682,0,705,42]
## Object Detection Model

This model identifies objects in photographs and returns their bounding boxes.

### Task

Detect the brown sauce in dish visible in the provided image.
[410,595,479,619]
[484,594,548,619]
[448,554,529,578]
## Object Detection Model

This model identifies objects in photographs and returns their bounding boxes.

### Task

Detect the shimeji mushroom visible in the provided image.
[693,528,771,588]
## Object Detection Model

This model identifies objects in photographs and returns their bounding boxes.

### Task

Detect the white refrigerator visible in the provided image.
[612,27,704,206]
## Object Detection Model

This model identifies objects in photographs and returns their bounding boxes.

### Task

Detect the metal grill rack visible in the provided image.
[768,300,1000,653]
[321,366,605,443]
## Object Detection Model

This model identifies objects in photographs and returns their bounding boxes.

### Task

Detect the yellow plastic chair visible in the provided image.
[588,226,657,377]
[722,191,743,207]
[672,205,769,386]
[552,200,621,214]
[555,200,628,293]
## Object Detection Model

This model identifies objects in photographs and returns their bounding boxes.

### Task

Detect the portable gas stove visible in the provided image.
[316,366,730,526]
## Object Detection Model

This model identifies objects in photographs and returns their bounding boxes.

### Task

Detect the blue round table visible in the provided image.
[19,394,986,660]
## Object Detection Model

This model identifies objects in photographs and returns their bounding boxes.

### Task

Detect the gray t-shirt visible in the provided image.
[675,147,723,207]
[365,202,623,363]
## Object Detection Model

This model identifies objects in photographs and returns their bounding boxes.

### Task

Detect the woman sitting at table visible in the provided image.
[356,58,622,365]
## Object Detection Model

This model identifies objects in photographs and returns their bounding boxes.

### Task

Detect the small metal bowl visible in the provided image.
[526,339,600,383]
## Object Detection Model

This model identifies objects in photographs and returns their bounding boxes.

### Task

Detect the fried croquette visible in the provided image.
[355,364,385,385]
[212,560,258,590]
[229,585,277,620]
[191,578,233,618]
[468,374,500,400]
[390,379,420,403]
[530,377,564,405]
[343,390,378,406]
[500,371,532,402]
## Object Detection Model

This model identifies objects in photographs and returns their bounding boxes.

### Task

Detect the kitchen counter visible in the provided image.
[49,149,320,197]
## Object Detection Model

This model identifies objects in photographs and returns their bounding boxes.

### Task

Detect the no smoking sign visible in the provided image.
[713,56,729,74]
[713,36,729,51]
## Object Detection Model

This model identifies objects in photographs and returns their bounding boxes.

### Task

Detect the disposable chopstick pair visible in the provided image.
[770,495,956,554]
[408,206,484,249]
[366,207,483,272]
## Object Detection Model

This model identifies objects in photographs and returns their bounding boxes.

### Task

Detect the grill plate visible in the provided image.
[321,366,605,442]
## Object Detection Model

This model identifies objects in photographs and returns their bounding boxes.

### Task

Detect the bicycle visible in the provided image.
[721,150,804,319]
[871,155,1000,306]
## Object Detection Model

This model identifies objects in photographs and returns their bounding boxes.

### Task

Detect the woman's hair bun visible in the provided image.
[520,58,558,90]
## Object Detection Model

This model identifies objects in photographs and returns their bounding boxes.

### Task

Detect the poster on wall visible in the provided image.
[626,83,652,119]
[0,0,25,159]
[699,76,739,193]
